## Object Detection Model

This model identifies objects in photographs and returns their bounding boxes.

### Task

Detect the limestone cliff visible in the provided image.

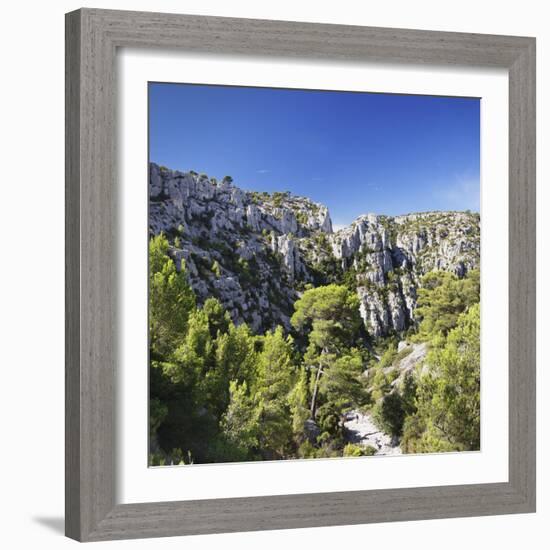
[149,163,480,337]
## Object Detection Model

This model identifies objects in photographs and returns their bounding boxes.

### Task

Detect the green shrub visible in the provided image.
[343,443,377,457]
[149,453,166,466]
[211,260,222,278]
[296,212,308,225]
[373,391,406,437]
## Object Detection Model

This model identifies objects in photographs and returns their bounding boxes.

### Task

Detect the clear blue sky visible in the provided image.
[149,83,480,228]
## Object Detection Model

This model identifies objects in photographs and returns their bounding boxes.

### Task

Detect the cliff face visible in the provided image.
[329,211,480,336]
[149,163,480,336]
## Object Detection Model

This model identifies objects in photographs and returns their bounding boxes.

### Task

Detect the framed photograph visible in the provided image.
[65,8,536,542]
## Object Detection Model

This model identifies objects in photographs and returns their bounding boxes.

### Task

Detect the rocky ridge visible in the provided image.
[149,163,480,336]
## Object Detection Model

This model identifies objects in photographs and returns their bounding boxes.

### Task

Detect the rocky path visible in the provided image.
[343,410,402,456]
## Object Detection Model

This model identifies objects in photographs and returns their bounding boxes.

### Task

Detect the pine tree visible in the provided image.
[254,327,296,458]
[402,303,480,453]
[288,366,310,441]
[168,309,213,388]
[149,234,195,360]
[202,297,231,338]
[220,381,259,458]
[414,269,480,339]
[291,284,363,417]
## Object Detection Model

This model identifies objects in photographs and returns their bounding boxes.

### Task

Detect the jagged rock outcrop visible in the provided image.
[149,163,331,332]
[271,234,307,282]
[149,163,480,336]
[390,341,429,387]
[326,211,479,336]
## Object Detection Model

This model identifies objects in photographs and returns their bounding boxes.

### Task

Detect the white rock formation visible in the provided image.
[149,163,480,335]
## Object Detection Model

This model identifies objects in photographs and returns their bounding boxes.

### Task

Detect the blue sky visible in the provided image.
[149,83,480,228]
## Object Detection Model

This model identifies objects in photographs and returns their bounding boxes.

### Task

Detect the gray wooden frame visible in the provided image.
[65,8,536,542]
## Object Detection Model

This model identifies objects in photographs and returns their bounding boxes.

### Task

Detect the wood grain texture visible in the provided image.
[507,41,536,508]
[86,8,532,67]
[66,8,116,540]
[65,9,81,541]
[65,8,536,542]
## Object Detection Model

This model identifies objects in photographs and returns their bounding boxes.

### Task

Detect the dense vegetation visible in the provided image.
[149,234,480,465]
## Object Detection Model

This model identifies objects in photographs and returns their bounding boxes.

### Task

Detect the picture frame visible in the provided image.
[65,7,536,542]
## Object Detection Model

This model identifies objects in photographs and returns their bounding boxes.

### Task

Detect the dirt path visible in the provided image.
[343,410,402,456]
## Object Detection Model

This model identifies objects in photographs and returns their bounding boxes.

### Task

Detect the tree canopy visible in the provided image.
[402,303,480,453]
[148,233,480,465]
[414,269,479,339]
